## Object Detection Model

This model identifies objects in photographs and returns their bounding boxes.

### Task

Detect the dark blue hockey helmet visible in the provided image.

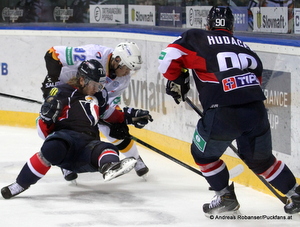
[77,59,106,84]
[207,6,234,31]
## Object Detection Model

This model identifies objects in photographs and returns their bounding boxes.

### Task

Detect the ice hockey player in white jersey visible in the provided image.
[41,42,150,181]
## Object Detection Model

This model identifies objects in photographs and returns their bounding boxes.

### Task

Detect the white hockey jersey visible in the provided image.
[52,44,130,106]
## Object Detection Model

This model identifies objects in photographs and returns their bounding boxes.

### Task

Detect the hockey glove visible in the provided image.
[123,107,153,129]
[41,75,60,99]
[40,97,62,125]
[109,122,130,140]
[166,69,190,104]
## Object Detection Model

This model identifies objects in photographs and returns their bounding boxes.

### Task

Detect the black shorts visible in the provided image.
[42,129,101,173]
[191,101,272,164]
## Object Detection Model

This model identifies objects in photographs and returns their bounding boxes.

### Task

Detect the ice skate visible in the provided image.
[100,157,137,182]
[61,168,78,182]
[203,182,240,215]
[1,182,27,199]
[284,185,300,214]
[134,156,149,178]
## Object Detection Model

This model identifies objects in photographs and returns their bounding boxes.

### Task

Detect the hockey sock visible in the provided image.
[16,152,51,189]
[99,123,139,159]
[97,149,119,168]
[198,159,229,191]
[115,138,139,159]
[259,159,296,194]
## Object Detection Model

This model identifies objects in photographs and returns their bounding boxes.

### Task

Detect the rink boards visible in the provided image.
[0,27,300,198]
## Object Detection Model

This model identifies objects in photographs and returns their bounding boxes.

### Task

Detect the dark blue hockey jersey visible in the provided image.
[50,84,108,138]
[158,28,266,111]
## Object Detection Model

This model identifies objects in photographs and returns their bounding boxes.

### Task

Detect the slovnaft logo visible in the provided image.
[262,14,286,28]
[253,7,288,33]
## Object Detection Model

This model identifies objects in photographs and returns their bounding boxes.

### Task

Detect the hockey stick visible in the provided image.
[0,92,42,104]
[185,97,288,204]
[99,120,243,179]
[129,134,243,179]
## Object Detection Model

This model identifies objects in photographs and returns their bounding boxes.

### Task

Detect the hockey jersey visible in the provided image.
[37,84,123,140]
[158,29,266,111]
[51,44,130,106]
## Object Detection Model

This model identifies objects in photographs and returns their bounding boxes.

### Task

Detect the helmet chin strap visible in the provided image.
[109,70,117,80]
[109,63,121,80]
[114,63,122,70]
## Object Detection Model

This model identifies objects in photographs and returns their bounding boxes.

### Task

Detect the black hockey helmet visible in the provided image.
[207,6,234,31]
[76,59,106,84]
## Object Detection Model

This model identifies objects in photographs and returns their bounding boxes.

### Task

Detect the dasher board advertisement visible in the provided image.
[186,6,211,29]
[294,8,300,34]
[128,5,155,26]
[251,7,288,33]
[90,5,125,24]
[186,6,248,31]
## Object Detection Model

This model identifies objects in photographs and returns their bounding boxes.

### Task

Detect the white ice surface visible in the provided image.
[0,126,299,227]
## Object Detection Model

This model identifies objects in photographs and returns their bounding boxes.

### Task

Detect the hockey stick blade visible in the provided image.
[185,97,288,204]
[228,164,244,179]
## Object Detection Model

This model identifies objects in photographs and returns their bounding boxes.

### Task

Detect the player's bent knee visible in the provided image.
[41,139,69,165]
[191,143,221,164]
[244,155,276,174]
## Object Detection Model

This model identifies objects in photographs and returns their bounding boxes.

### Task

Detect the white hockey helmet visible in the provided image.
[112,42,142,71]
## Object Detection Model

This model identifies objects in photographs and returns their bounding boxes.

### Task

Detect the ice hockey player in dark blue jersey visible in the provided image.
[1,59,152,199]
[158,6,300,215]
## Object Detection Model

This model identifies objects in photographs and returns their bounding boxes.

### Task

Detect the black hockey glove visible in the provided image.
[41,75,60,99]
[166,69,190,104]
[123,107,153,129]
[40,97,62,125]
[109,122,130,140]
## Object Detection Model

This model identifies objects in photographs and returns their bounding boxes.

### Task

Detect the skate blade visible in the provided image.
[104,158,137,182]
[70,179,77,185]
[204,206,241,218]
[141,173,148,181]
